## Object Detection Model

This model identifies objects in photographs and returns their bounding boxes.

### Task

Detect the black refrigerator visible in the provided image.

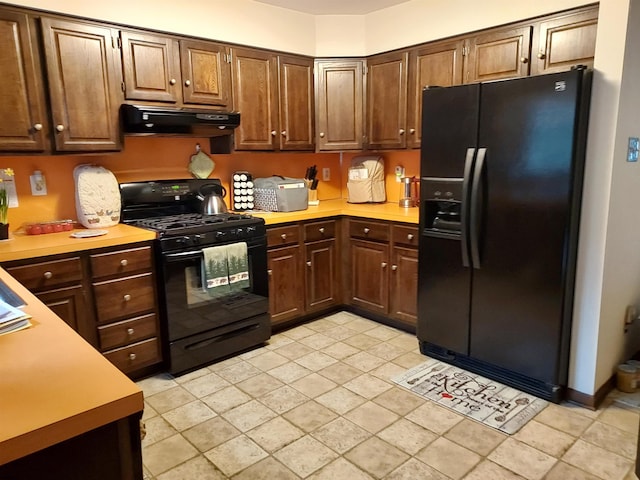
[417,67,592,403]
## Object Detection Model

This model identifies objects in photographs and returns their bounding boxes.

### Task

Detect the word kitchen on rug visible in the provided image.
[392,358,548,434]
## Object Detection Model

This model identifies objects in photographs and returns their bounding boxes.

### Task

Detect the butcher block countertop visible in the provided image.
[0,267,144,465]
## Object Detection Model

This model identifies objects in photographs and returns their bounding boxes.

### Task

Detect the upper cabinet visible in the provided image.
[120,30,232,108]
[231,47,314,151]
[315,59,365,151]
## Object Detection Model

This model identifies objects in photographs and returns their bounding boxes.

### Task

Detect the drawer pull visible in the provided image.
[319,227,325,234]
[267,269,273,276]
[407,234,414,241]
[123,294,132,302]
[363,227,370,234]
[381,262,387,268]
[537,52,546,59]
[391,265,398,271]
[129,353,137,361]
[306,261,312,267]
[281,233,287,240]
[169,78,176,85]
[120,259,128,267]
[127,328,135,335]
[43,271,53,279]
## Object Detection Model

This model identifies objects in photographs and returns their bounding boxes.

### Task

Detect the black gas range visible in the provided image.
[120,179,270,375]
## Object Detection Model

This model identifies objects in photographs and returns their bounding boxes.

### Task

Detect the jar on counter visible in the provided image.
[617,364,637,393]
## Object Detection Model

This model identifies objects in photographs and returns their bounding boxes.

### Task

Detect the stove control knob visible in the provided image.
[247,226,256,234]
[216,231,227,240]
[176,236,189,245]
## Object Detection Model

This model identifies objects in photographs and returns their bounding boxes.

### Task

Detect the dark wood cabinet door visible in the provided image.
[38,285,96,346]
[465,26,532,83]
[121,30,180,103]
[278,55,314,151]
[40,18,122,151]
[315,59,364,151]
[180,39,231,107]
[305,239,339,313]
[532,7,598,75]
[0,11,47,152]
[367,51,408,150]
[407,40,464,149]
[231,47,279,150]
[350,239,389,314]
[268,245,305,326]
[389,246,418,327]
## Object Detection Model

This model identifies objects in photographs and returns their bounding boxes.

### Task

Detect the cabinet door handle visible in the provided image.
[123,294,132,302]
[43,271,53,279]
[319,132,325,138]
[409,128,416,134]
[537,52,546,59]
[127,328,135,335]
[129,353,137,361]
[391,265,398,271]
[271,130,277,136]
[169,78,176,85]
[381,262,388,268]
[120,259,128,267]
[55,124,65,132]
[281,233,287,240]
[33,123,43,131]
[306,261,311,267]
[399,128,405,135]
[407,233,414,241]
[363,227,370,234]
[267,269,273,276]
[281,130,287,136]
[520,57,528,64]
[319,227,325,234]
[184,79,191,86]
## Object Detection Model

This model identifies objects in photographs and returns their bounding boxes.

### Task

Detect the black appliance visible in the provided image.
[417,67,592,402]
[121,104,240,135]
[120,179,270,375]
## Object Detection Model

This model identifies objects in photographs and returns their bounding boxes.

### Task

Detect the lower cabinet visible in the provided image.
[268,243,305,326]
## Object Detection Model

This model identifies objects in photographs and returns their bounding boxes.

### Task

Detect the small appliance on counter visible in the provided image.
[399,176,419,208]
[73,165,120,228]
[253,176,308,212]
[347,155,386,203]
[231,171,254,211]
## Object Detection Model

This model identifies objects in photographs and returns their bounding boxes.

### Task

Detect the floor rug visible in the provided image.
[392,358,548,434]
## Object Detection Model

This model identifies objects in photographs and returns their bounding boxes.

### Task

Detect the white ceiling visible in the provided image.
[254,0,411,15]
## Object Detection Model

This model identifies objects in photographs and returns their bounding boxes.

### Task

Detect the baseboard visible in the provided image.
[566,374,616,410]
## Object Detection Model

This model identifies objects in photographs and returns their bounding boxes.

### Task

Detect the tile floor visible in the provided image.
[137,312,640,480]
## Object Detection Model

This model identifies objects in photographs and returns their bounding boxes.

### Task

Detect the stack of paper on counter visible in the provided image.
[0,299,32,336]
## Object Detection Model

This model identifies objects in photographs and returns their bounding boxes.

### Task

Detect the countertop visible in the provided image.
[0,267,144,465]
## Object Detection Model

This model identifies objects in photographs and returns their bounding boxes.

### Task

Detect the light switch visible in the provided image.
[628,137,639,162]
[30,170,47,196]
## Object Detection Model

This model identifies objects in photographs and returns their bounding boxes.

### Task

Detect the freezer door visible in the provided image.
[470,69,588,384]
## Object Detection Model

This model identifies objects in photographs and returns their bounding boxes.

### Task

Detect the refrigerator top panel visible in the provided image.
[421,83,480,179]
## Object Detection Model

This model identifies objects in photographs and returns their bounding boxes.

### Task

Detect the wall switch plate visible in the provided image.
[627,137,639,162]
[322,167,330,181]
[395,165,405,182]
[30,172,47,196]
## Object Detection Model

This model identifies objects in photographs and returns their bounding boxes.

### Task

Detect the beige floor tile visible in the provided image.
[162,400,217,431]
[230,456,300,480]
[146,386,197,414]
[204,435,268,477]
[143,433,198,476]
[322,341,361,359]
[321,311,353,324]
[142,416,178,446]
[368,361,407,382]
[343,351,387,372]
[315,386,367,414]
[580,420,638,460]
[386,333,419,351]
[182,416,240,452]
[344,401,400,433]
[258,385,310,414]
[305,318,336,332]
[385,458,449,480]
[512,419,574,457]
[274,435,339,477]
[155,456,225,480]
[295,351,338,371]
[343,373,393,399]
[311,417,372,453]
[245,350,290,371]
[624,467,639,480]
[487,438,556,480]
[201,385,252,413]
[207,355,242,372]
[345,436,410,478]
[445,418,507,456]
[343,333,382,350]
[365,325,402,341]
[291,372,337,397]
[273,341,315,360]
[322,326,360,341]
[392,351,427,369]
[238,345,267,360]
[181,372,230,398]
[222,399,277,432]
[544,461,600,480]
[534,403,593,437]
[373,386,425,416]
[172,367,210,384]
[263,334,294,351]
[246,416,304,453]
[366,342,406,361]
[343,316,379,332]
[318,362,363,384]
[267,361,312,383]
[462,460,527,480]
[215,360,263,384]
[281,325,316,340]
[142,401,158,421]
[378,418,438,455]
[299,332,336,349]
[308,458,374,480]
[235,372,284,397]
[416,436,481,479]
[405,401,464,435]
[283,400,339,432]
[597,404,640,435]
[562,439,633,480]
[138,373,178,397]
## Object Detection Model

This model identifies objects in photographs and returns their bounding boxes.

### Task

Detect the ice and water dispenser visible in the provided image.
[421,178,464,235]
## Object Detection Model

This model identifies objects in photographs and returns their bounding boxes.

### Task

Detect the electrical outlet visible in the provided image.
[322,167,330,181]
[395,165,405,182]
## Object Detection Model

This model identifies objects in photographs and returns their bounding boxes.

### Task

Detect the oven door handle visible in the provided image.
[163,250,205,261]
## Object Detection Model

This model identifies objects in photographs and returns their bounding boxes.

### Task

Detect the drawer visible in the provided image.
[267,224,300,247]
[304,220,335,242]
[349,219,389,242]
[93,273,156,323]
[90,246,153,279]
[103,337,161,374]
[6,257,82,291]
[98,313,158,351]
[392,224,419,247]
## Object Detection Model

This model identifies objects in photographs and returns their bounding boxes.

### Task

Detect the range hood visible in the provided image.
[121,104,240,136]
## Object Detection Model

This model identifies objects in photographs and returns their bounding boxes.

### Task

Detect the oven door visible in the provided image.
[160,237,269,343]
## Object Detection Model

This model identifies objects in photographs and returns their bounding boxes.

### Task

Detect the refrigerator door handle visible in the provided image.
[461,148,476,268]
[470,147,486,269]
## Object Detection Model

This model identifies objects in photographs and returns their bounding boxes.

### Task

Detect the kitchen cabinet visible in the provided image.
[389,224,419,328]
[40,17,123,151]
[531,6,598,75]
[0,10,48,152]
[231,47,314,151]
[304,220,340,313]
[407,39,465,149]
[366,51,408,150]
[120,30,231,108]
[315,59,365,151]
